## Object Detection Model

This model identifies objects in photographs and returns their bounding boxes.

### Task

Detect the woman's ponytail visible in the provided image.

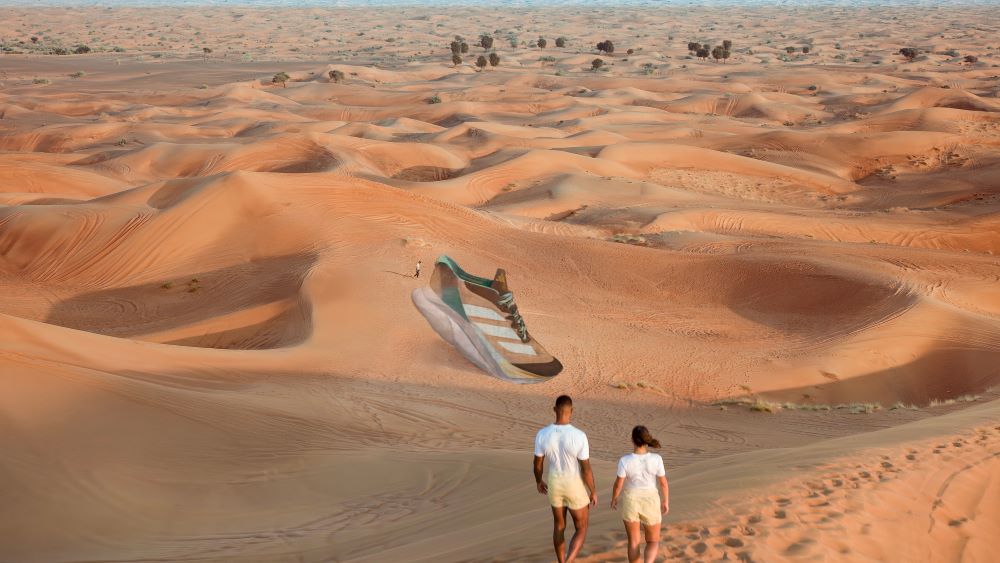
[631,425,661,449]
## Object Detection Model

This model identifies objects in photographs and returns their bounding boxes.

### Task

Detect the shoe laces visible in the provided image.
[497,292,529,342]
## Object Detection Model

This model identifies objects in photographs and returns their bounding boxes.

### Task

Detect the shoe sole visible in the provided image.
[411,287,554,384]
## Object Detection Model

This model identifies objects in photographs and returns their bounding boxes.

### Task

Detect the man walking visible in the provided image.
[414,260,422,278]
[533,395,597,563]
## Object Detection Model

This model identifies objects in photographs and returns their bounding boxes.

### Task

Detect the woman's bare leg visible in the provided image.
[643,522,662,563]
[624,520,642,563]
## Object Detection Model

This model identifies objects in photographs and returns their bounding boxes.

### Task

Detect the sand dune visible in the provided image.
[2,3,999,562]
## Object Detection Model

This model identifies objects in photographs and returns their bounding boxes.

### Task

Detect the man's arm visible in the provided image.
[533,455,547,494]
[579,459,597,507]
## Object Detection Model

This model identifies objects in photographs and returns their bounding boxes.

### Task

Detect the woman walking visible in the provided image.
[610,426,669,563]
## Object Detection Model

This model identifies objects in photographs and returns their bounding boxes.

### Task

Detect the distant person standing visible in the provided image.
[414,260,422,278]
[610,426,669,563]
[533,395,597,563]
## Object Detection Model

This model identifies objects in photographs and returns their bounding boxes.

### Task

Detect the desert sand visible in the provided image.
[1,2,999,561]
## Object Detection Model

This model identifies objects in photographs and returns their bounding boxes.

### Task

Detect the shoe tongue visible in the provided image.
[492,268,510,294]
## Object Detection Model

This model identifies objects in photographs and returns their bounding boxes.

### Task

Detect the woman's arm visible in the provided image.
[610,476,625,510]
[658,475,670,514]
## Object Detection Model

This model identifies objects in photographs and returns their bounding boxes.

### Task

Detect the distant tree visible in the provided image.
[450,40,462,55]
[461,42,469,54]
[722,39,732,51]
[596,40,614,54]
[480,34,493,50]
[329,69,345,82]
[722,48,731,63]
[556,37,567,48]
[272,71,290,87]
[73,44,91,54]
[537,37,547,49]
[452,53,463,66]
[489,52,500,67]
[899,47,919,61]
[626,48,634,55]
[591,58,604,70]
[476,55,488,69]
[964,54,978,64]
[785,46,796,54]
[696,47,710,60]
[30,36,38,44]
[687,41,701,52]
[802,46,810,54]
[712,45,725,62]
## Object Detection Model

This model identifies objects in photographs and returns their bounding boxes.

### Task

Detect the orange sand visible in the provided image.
[1,4,999,562]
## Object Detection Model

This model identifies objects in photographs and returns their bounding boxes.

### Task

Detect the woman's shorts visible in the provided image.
[621,489,661,525]
[547,474,590,510]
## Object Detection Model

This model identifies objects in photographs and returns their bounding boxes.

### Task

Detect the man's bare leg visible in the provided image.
[551,506,568,563]
[565,505,590,562]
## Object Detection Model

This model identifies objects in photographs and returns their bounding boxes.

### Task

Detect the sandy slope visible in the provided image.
[1,4,999,562]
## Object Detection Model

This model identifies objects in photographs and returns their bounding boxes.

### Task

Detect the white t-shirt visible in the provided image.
[616,452,666,491]
[534,424,590,479]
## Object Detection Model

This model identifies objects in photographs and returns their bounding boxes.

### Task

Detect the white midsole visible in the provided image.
[411,287,547,384]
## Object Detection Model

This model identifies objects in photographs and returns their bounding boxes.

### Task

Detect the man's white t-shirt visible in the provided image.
[534,424,590,479]
[616,453,666,491]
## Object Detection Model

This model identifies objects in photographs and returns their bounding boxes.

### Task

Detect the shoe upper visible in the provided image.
[430,256,563,378]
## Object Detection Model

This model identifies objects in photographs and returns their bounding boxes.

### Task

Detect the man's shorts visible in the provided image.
[621,488,661,525]
[546,474,590,510]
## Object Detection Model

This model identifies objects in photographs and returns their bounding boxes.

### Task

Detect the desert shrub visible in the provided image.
[807,84,817,91]
[802,46,811,54]
[329,69,345,82]
[750,399,781,413]
[489,52,500,67]
[53,47,68,55]
[785,46,796,54]
[427,95,441,104]
[452,53,462,66]
[899,47,918,61]
[69,71,85,78]
[642,62,655,74]
[32,77,50,85]
[964,54,978,63]
[696,47,710,60]
[556,37,566,48]
[203,47,212,55]
[687,41,701,52]
[479,34,493,50]
[942,48,959,57]
[591,57,604,70]
[537,37,547,49]
[73,44,91,54]
[723,39,732,51]
[272,71,290,87]
[450,40,461,55]
[712,45,725,62]
[626,48,634,55]
[596,40,614,54]
[476,55,487,69]
[539,55,556,63]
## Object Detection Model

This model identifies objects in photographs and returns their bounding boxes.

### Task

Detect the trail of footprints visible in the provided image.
[594,424,1000,562]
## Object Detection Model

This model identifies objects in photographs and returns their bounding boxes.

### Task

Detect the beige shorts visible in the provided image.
[547,474,590,510]
[621,489,661,525]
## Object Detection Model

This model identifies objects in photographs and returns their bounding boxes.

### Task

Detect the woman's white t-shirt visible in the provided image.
[616,452,665,491]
